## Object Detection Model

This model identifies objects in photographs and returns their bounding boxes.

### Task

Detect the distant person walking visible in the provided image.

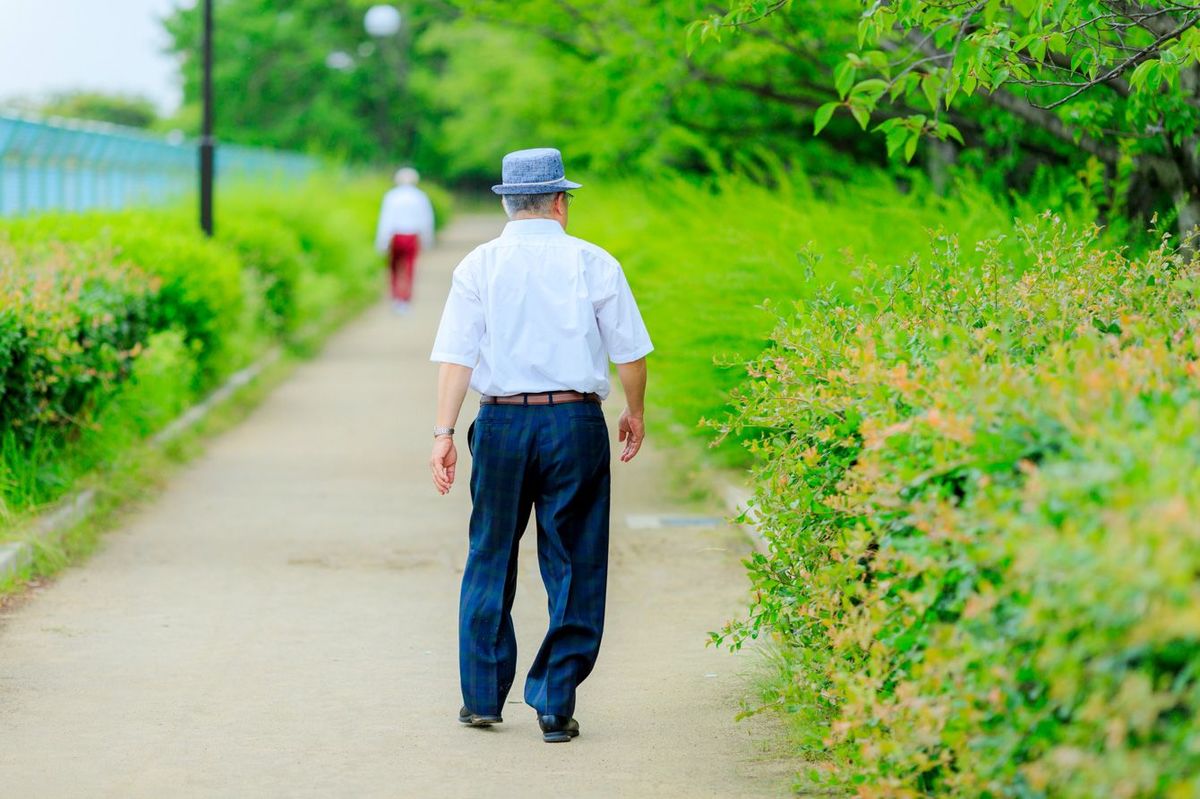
[428,148,653,743]
[375,167,435,313]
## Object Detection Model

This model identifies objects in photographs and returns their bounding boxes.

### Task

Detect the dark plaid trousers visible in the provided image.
[461,400,611,718]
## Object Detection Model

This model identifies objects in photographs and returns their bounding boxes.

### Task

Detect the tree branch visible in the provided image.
[1021,50,1132,98]
[986,88,1121,163]
[897,28,1145,163]
[689,64,829,109]
[1036,14,1200,110]
[1099,1,1197,37]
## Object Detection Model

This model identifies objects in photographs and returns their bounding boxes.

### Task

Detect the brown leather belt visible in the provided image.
[481,391,600,406]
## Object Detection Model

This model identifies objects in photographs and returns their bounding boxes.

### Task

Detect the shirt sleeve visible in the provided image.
[596,262,654,364]
[430,259,485,368]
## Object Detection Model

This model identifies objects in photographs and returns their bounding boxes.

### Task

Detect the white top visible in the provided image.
[430,218,653,399]
[374,185,435,252]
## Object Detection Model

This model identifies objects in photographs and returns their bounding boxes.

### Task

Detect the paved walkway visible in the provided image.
[0,217,786,798]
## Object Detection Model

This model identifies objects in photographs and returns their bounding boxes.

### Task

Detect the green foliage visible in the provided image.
[427,0,881,180]
[704,0,1200,147]
[163,0,444,164]
[688,2,1200,230]
[3,211,247,386]
[571,170,1046,461]
[217,214,306,335]
[162,0,871,181]
[38,92,159,128]
[0,241,158,440]
[717,215,1200,796]
[0,331,197,528]
[0,174,412,526]
[841,0,1200,150]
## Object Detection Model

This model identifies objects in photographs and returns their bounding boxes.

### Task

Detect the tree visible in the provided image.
[428,0,873,180]
[18,92,158,128]
[161,0,881,182]
[697,1,1200,234]
[163,0,445,165]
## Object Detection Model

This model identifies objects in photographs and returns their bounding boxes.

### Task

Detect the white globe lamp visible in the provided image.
[364,5,402,38]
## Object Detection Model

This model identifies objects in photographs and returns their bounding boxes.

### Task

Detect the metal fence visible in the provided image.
[0,114,314,216]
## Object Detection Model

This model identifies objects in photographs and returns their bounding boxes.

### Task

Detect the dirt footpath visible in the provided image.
[0,216,789,798]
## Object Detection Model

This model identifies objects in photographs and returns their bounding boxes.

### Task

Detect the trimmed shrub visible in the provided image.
[0,241,159,439]
[719,215,1200,797]
[217,214,306,335]
[0,174,447,522]
[3,212,245,386]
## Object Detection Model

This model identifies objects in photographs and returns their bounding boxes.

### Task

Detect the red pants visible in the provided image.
[388,233,420,302]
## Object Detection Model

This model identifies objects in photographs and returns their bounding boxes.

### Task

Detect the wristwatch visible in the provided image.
[433,426,455,438]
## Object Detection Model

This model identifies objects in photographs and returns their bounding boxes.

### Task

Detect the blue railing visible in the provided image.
[0,114,313,216]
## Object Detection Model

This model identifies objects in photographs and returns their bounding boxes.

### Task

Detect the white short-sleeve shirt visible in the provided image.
[374,185,435,252]
[430,218,653,399]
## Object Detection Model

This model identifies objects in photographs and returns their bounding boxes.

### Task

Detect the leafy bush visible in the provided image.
[719,215,1200,797]
[0,330,197,524]
[2,212,246,386]
[217,214,306,335]
[0,173,435,524]
[0,241,159,439]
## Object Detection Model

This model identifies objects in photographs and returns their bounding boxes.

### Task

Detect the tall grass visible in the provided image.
[0,331,195,527]
[571,171,1095,461]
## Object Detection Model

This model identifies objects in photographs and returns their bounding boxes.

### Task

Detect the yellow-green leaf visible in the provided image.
[814,102,839,135]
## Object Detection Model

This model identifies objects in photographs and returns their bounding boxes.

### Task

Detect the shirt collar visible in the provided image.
[501,218,566,238]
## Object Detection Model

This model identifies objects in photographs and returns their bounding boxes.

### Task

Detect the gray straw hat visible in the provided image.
[491,148,582,195]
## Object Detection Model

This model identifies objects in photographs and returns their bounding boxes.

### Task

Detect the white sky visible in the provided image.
[0,0,186,113]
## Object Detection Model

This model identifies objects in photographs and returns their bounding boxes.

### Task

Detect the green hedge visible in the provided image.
[720,216,1200,796]
[0,242,160,438]
[0,175,436,522]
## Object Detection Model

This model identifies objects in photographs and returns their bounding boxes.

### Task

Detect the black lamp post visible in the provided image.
[199,0,215,236]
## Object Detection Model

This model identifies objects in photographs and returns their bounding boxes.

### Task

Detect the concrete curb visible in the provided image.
[0,348,282,583]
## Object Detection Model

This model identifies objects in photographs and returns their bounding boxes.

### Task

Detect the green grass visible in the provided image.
[571,170,1096,463]
[0,331,195,531]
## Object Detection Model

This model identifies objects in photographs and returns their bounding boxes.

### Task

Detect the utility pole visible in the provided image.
[199,0,215,236]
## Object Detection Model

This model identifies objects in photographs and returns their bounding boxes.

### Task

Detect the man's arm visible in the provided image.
[431,363,473,494]
[615,357,647,463]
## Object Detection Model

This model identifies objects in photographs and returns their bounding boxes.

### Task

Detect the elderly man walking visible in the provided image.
[375,167,435,313]
[429,148,652,743]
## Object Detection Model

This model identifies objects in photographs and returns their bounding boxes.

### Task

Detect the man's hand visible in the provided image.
[617,408,645,462]
[431,436,458,494]
[615,358,648,463]
[431,363,472,494]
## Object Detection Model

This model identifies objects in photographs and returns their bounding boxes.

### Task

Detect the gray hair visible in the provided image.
[502,192,559,219]
[394,167,420,186]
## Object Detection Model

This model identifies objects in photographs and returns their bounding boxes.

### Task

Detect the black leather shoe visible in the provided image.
[459,706,503,726]
[538,714,580,743]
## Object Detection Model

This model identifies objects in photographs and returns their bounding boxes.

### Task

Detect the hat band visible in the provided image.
[501,176,568,187]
